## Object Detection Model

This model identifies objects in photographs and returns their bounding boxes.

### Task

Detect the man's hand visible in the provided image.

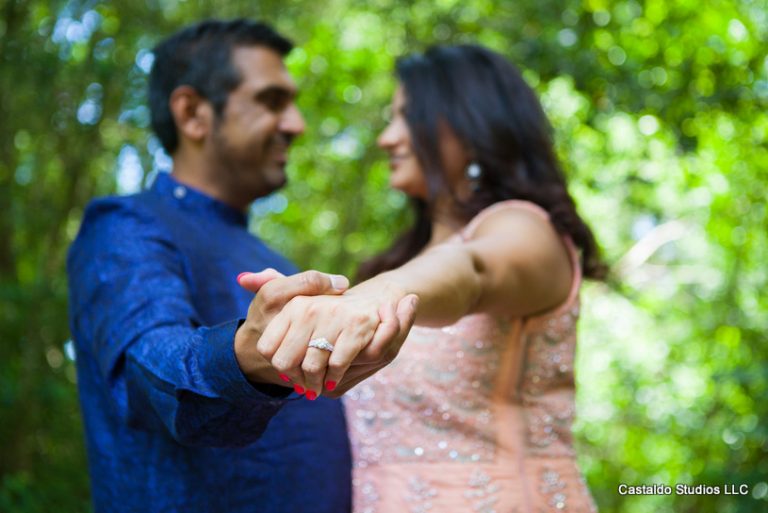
[234,269,350,385]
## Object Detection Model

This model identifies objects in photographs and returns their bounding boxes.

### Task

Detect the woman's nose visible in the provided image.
[377,122,398,149]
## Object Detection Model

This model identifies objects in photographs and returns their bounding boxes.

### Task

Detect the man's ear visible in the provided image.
[169,86,214,145]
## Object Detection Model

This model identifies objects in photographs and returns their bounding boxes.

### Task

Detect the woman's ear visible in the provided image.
[169,85,214,146]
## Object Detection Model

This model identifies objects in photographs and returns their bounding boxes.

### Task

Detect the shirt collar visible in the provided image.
[150,172,249,227]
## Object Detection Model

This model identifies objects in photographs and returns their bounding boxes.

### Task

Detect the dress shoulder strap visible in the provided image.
[460,199,550,241]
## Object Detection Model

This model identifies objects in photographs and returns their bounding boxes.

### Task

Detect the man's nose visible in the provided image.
[279,103,306,136]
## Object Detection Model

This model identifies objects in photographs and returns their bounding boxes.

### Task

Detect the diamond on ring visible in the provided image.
[308,337,334,352]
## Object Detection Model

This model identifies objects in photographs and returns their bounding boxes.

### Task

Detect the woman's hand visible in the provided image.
[238,272,418,399]
[234,269,350,386]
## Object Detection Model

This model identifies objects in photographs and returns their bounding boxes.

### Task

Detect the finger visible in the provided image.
[237,268,285,293]
[396,294,419,334]
[356,301,399,363]
[255,309,292,361]
[254,270,350,311]
[325,362,383,398]
[301,335,337,400]
[323,325,376,393]
[358,294,419,363]
[270,317,316,395]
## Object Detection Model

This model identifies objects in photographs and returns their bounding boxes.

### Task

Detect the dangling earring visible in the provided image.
[465,162,482,192]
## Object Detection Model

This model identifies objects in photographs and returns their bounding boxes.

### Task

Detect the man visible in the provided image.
[67,19,414,512]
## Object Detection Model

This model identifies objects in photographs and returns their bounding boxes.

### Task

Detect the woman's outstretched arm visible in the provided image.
[351,205,573,326]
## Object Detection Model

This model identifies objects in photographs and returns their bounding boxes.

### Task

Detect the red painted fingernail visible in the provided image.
[293,385,305,394]
[325,381,337,391]
[305,390,317,401]
[279,374,291,383]
[237,272,249,283]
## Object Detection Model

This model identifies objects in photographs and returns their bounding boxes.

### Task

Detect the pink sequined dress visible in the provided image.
[343,200,597,513]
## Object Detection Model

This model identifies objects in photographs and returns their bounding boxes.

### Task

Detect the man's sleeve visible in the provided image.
[67,199,290,447]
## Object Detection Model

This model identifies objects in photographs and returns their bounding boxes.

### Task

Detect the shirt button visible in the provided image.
[173,185,187,199]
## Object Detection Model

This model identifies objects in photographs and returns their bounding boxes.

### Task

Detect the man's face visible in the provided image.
[209,46,305,204]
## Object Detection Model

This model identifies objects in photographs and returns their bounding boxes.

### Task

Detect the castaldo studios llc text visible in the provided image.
[618,484,750,496]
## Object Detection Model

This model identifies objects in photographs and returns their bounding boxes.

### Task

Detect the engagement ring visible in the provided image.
[308,337,335,352]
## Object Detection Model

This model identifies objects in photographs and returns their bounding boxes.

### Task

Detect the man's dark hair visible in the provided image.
[149,19,293,154]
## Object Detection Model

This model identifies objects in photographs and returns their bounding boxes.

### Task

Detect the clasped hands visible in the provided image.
[234,269,418,399]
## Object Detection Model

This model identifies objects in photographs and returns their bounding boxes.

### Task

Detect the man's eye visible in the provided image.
[259,90,290,111]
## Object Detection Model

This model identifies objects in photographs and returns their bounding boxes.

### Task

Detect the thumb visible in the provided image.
[358,293,419,363]
[237,268,285,293]
[396,294,419,326]
[288,270,350,296]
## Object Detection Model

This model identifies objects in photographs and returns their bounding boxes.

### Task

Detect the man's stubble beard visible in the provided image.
[210,125,281,205]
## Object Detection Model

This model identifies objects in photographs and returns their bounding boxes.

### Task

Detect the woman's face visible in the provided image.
[377,86,429,199]
[377,85,471,203]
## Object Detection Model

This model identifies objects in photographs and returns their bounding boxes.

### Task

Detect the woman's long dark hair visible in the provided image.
[357,44,606,281]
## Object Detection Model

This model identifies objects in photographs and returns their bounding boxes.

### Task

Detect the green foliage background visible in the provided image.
[1,0,766,511]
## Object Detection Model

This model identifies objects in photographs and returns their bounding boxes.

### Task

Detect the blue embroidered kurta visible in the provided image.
[67,172,351,512]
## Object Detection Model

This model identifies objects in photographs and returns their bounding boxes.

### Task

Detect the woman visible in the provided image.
[245,44,604,512]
